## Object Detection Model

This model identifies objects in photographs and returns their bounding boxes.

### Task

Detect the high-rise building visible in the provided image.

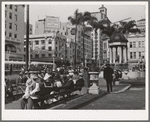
[35,16,60,34]
[5,4,25,61]
[91,5,110,66]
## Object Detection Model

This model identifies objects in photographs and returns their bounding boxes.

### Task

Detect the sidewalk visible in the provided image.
[5,81,132,109]
[52,82,131,109]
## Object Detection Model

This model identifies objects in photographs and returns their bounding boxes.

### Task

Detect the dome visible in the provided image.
[109,32,128,43]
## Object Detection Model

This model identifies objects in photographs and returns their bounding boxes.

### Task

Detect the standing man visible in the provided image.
[103,63,114,93]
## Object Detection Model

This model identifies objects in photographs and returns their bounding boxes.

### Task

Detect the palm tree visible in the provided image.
[68,9,82,70]
[68,10,97,68]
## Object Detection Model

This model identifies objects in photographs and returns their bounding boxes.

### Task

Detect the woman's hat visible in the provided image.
[44,73,51,80]
[26,78,35,87]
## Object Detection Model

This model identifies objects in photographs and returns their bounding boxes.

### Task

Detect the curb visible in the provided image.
[111,84,132,94]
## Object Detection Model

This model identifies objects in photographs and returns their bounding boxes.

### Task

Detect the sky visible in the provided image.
[25,2,146,34]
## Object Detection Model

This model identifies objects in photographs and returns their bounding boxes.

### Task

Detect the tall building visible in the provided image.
[5,4,25,61]
[91,5,110,66]
[35,16,60,34]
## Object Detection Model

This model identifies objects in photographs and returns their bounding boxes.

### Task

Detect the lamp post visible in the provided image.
[52,54,55,71]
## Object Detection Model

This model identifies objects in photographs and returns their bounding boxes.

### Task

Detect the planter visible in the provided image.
[88,72,100,94]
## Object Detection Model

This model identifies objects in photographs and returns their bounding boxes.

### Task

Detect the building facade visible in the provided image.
[102,18,145,70]
[91,5,108,66]
[5,4,25,61]
[24,33,68,66]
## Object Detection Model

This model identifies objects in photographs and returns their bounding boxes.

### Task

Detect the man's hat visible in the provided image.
[26,78,35,87]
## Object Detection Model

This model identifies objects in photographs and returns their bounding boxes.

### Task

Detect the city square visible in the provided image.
[3,1,148,121]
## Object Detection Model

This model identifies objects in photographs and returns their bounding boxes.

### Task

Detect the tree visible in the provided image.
[68,10,97,68]
[68,9,82,70]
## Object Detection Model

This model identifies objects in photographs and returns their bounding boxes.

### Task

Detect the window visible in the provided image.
[14,34,17,38]
[133,52,136,59]
[5,5,7,7]
[9,13,12,19]
[30,55,32,58]
[14,5,17,11]
[130,42,132,48]
[138,41,141,48]
[103,42,107,49]
[41,40,45,44]
[133,42,136,48]
[24,48,26,52]
[5,21,6,28]
[24,42,26,45]
[41,46,45,50]
[9,23,12,29]
[130,52,132,59]
[139,52,141,58]
[41,54,45,57]
[14,24,17,31]
[49,39,52,44]
[10,5,12,9]
[14,15,17,21]
[49,54,52,57]
[48,47,52,51]
[142,41,144,47]
[9,33,12,37]
[5,31,6,36]
[35,54,39,58]
[35,40,39,45]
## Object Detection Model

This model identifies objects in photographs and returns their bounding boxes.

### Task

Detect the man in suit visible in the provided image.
[103,63,114,93]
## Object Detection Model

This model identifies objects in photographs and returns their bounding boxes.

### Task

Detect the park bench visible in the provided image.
[34,84,83,109]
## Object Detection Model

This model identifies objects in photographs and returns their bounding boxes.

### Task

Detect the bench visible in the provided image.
[34,85,83,108]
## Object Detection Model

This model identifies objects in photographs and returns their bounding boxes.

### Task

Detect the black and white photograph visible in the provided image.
[1,1,149,121]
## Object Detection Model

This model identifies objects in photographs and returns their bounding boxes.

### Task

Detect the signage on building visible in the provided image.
[45,16,60,29]
[71,28,76,35]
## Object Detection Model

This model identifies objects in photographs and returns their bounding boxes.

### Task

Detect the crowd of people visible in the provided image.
[5,63,123,109]
[17,65,85,109]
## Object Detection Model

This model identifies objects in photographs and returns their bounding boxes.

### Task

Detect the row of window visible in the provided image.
[130,52,145,59]
[5,31,17,38]
[5,21,17,31]
[5,5,18,12]
[129,41,144,48]
[5,11,18,21]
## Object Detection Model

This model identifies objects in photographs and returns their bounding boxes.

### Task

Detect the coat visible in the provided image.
[104,66,114,82]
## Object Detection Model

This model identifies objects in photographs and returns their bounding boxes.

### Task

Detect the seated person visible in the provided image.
[20,73,40,109]
[75,73,84,88]
[62,75,74,90]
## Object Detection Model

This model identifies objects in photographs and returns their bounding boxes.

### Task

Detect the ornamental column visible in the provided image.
[123,46,127,63]
[109,47,112,64]
[113,47,116,63]
[119,46,122,63]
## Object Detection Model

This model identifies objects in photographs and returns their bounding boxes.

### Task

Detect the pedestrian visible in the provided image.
[103,63,114,93]
[20,73,40,109]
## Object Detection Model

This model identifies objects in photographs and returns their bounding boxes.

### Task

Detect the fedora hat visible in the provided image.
[26,78,35,87]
